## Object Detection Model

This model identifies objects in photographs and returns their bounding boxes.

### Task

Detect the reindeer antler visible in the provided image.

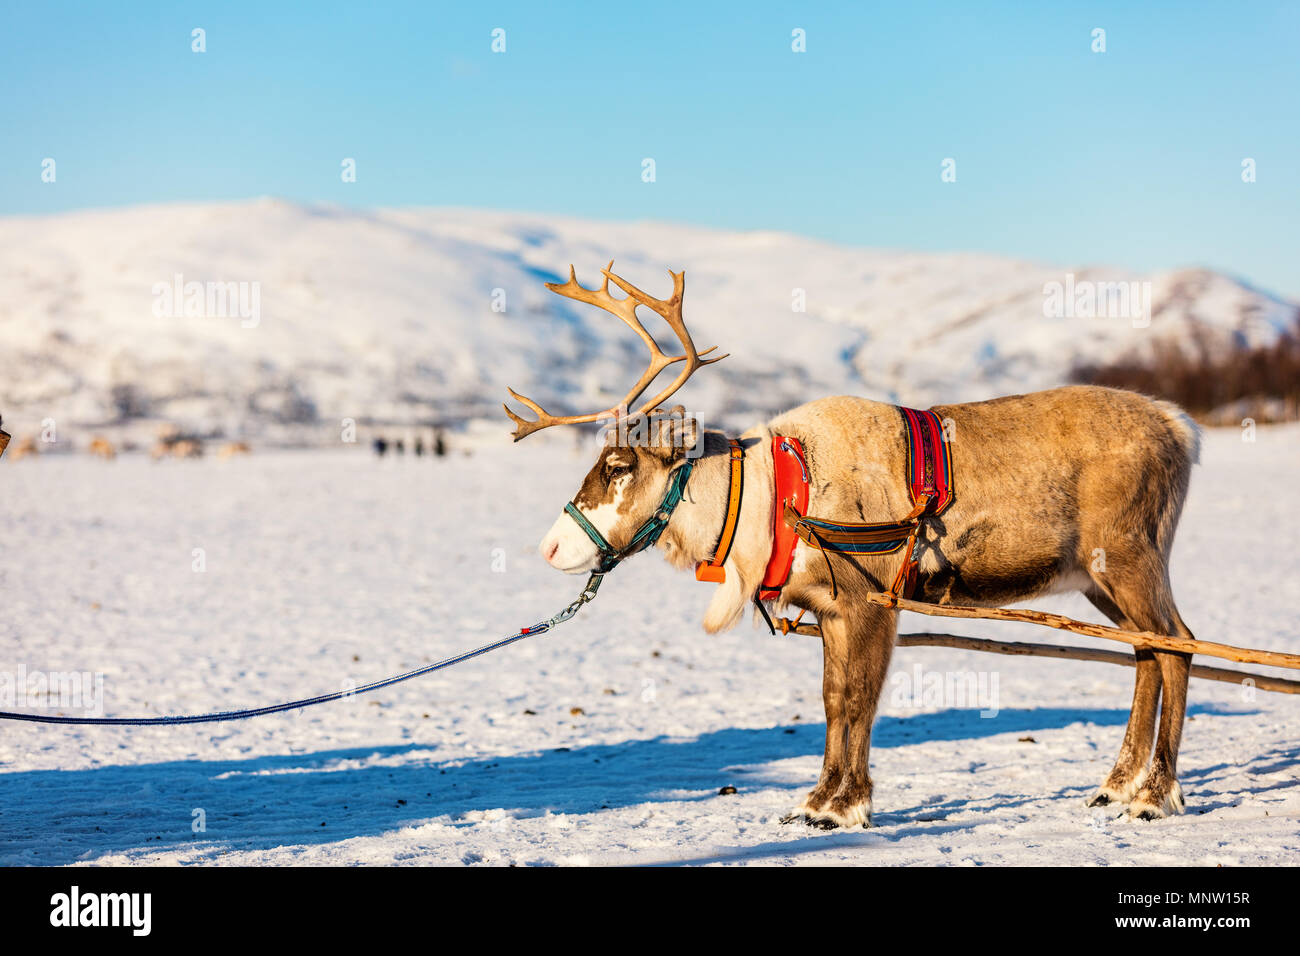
[504,261,727,441]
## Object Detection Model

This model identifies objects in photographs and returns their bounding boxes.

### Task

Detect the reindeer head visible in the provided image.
[503,263,724,574]
[540,409,700,572]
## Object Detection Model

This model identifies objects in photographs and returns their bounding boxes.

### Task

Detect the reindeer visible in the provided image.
[88,436,116,460]
[507,264,1202,829]
[151,438,203,460]
[7,436,38,461]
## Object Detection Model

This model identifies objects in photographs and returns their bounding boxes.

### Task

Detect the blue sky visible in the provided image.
[3,1,1297,297]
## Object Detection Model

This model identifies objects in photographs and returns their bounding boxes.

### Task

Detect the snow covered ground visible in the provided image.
[0,422,1296,866]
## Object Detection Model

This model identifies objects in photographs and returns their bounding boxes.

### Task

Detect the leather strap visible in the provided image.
[758,436,809,600]
[696,439,745,583]
[784,502,916,548]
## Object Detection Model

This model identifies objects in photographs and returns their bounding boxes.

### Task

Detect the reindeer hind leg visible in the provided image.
[1130,605,1193,820]
[1083,586,1161,808]
[1085,562,1189,818]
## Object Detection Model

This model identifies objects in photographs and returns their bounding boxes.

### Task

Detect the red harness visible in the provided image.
[758,437,810,601]
[758,407,954,605]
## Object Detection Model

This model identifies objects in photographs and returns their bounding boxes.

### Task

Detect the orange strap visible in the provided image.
[695,439,745,583]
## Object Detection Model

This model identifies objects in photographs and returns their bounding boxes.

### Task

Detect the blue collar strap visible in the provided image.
[563,459,696,574]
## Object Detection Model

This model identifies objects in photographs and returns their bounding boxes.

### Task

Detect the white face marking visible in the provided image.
[539,474,630,574]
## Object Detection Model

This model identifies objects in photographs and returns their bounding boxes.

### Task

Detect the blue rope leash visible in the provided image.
[0,573,604,726]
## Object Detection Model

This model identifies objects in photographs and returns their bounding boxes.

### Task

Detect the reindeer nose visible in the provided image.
[542,540,560,565]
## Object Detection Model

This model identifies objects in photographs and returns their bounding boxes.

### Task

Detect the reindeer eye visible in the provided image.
[604,458,632,478]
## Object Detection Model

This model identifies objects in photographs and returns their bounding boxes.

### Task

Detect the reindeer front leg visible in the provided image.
[782,613,850,827]
[822,606,896,827]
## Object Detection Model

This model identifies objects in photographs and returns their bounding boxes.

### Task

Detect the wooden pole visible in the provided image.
[896,632,1300,695]
[858,593,1300,671]
[774,608,1300,695]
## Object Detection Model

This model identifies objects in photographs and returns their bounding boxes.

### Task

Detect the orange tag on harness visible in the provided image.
[695,562,726,583]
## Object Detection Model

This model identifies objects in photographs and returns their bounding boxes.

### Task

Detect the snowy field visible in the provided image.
[0,423,1296,866]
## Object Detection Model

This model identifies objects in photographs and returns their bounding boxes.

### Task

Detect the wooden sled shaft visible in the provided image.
[858,593,1300,671]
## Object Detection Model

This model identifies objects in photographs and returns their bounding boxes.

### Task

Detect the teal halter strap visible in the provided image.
[563,459,696,574]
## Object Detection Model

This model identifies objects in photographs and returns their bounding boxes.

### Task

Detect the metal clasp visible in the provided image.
[780,440,809,483]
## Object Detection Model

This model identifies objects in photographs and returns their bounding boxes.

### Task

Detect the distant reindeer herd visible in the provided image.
[3,425,447,462]
[2,428,253,462]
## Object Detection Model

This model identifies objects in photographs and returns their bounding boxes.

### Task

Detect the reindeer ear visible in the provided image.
[649,405,698,460]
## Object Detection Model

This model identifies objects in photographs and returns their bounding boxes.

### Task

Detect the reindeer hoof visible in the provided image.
[1086,789,1121,808]
[779,809,841,829]
[801,802,872,830]
[781,791,831,825]
[1128,782,1185,821]
[1087,773,1145,808]
[782,812,841,830]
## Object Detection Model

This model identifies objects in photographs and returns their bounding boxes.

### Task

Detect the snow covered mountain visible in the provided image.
[1,198,1294,443]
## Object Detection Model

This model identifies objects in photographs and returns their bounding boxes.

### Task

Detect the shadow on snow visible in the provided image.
[0,703,1271,865]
